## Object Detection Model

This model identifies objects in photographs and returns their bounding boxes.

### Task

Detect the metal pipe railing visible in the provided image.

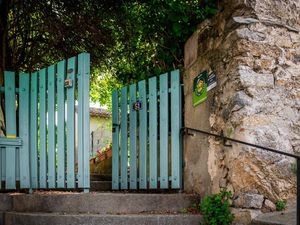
[182,127,300,225]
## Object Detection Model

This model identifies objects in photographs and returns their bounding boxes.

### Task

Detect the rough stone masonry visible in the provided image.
[183,0,300,212]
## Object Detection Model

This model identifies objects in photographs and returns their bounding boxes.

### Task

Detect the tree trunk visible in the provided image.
[0,0,9,136]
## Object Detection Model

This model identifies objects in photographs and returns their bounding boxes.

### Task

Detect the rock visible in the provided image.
[233,193,264,209]
[231,208,262,225]
[233,17,259,25]
[263,199,276,212]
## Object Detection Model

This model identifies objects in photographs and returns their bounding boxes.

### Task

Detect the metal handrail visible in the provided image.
[182,127,300,225]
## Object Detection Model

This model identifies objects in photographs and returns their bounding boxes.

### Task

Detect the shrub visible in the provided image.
[199,190,234,225]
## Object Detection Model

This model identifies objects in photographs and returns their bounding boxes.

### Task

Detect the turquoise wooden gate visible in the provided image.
[0,53,90,191]
[112,70,182,190]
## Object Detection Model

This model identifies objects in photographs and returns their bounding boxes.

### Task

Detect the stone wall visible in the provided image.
[183,0,300,211]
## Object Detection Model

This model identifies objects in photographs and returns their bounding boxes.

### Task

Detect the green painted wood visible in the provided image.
[149,76,158,189]
[0,137,22,146]
[78,53,90,189]
[66,57,76,188]
[120,87,128,189]
[39,68,47,188]
[47,65,56,188]
[171,70,182,189]
[77,55,84,188]
[138,80,147,189]
[30,72,38,188]
[82,53,91,190]
[129,84,137,189]
[159,73,169,189]
[112,90,119,190]
[56,60,66,188]
[19,73,30,188]
[4,71,16,189]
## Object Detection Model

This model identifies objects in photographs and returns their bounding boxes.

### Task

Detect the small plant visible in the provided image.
[275,199,287,211]
[199,190,234,225]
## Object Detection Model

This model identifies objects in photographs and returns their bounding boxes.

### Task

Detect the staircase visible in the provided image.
[1,192,202,225]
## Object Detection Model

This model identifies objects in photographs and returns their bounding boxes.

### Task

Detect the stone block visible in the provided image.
[234,193,264,209]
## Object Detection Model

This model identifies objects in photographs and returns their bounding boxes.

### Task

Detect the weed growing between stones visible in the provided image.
[275,199,287,211]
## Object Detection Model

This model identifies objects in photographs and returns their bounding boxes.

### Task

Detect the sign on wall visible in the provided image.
[207,72,217,91]
[193,71,208,106]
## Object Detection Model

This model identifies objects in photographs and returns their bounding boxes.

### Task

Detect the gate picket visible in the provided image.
[112,90,119,190]
[48,65,56,188]
[19,73,30,188]
[66,57,76,189]
[138,80,147,189]
[171,70,182,189]
[30,72,38,188]
[159,73,169,189]
[149,76,158,189]
[57,60,66,188]
[39,68,47,188]
[120,87,128,189]
[129,84,137,189]
[4,72,17,189]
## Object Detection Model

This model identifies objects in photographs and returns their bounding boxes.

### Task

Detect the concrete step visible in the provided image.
[12,193,196,214]
[90,181,112,191]
[251,210,296,225]
[4,212,202,225]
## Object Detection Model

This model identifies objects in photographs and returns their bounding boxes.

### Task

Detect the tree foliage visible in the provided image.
[0,0,218,105]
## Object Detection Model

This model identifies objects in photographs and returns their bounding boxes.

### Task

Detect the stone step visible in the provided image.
[4,212,202,225]
[90,181,112,191]
[12,193,196,214]
[90,174,112,181]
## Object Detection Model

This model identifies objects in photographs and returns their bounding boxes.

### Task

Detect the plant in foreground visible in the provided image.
[199,190,234,225]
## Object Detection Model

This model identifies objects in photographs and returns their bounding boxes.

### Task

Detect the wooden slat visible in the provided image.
[82,53,91,191]
[138,80,147,189]
[77,55,84,188]
[120,87,128,189]
[66,57,76,188]
[129,84,137,189]
[47,65,56,188]
[171,70,182,189]
[112,90,119,190]
[30,72,38,188]
[149,76,158,189]
[78,53,90,190]
[56,60,66,188]
[39,68,47,188]
[4,71,16,189]
[159,73,169,189]
[19,73,30,188]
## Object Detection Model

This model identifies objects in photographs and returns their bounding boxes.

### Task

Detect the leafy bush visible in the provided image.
[199,190,234,225]
[275,200,287,211]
